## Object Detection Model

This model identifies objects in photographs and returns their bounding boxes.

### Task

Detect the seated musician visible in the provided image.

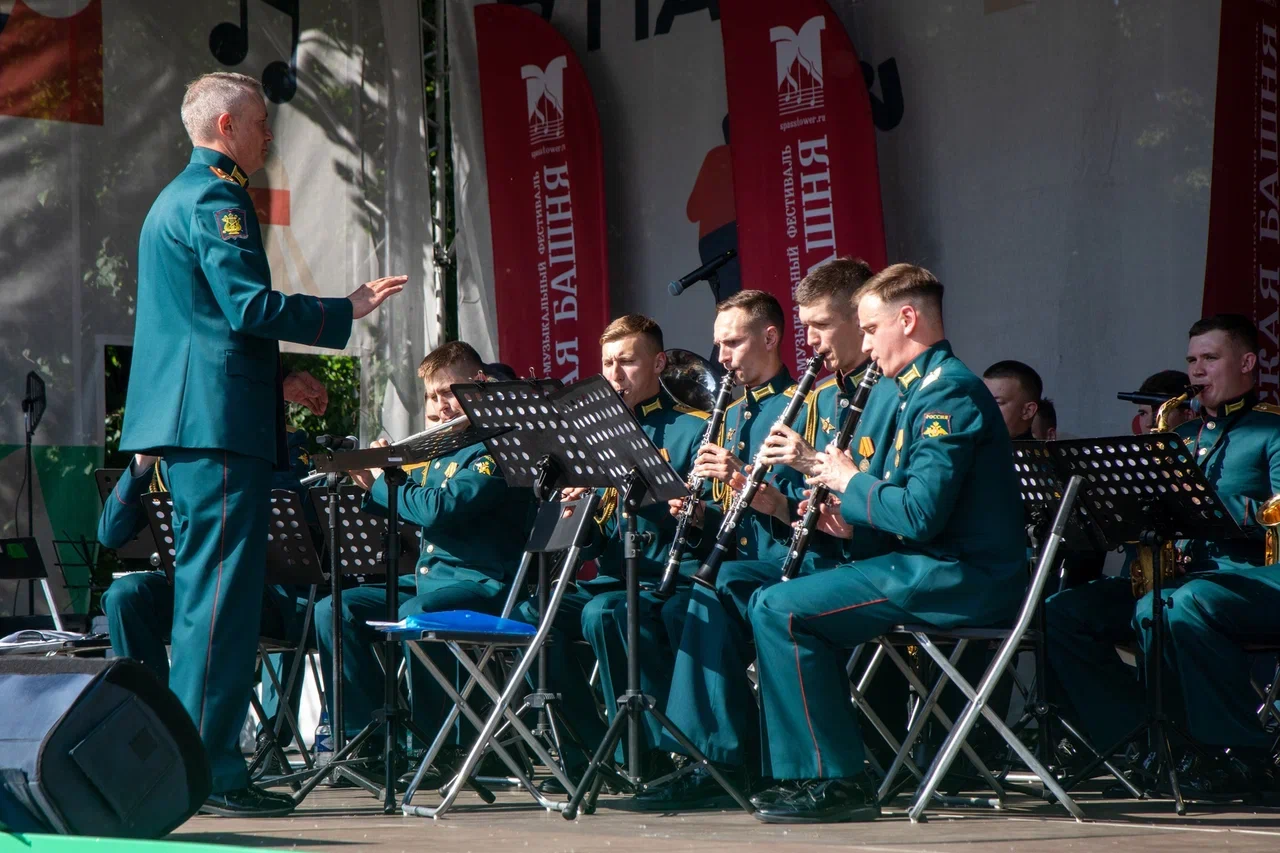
[98,373,326,778]
[1046,315,1280,796]
[1031,397,1057,441]
[314,341,535,784]
[747,263,1026,823]
[540,315,712,781]
[637,288,829,809]
[982,360,1043,441]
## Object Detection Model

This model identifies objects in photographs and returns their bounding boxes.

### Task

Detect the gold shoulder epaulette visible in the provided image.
[402,461,431,474]
[1254,402,1280,415]
[813,375,839,393]
[674,404,710,419]
[783,384,799,398]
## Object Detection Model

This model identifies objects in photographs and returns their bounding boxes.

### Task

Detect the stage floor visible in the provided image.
[169,785,1280,852]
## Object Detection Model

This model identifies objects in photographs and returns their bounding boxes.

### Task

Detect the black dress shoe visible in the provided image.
[634,765,745,811]
[753,774,880,824]
[201,785,296,817]
[750,779,802,809]
[249,730,291,781]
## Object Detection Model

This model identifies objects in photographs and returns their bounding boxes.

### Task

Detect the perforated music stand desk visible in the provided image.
[1045,433,1246,814]
[451,377,685,503]
[1044,434,1245,548]
[1012,443,1106,554]
[308,488,418,577]
[94,468,157,561]
[144,490,324,587]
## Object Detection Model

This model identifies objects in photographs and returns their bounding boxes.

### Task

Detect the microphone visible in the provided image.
[669,249,737,296]
[316,434,358,450]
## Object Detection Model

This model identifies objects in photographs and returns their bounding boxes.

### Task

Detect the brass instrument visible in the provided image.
[1259,494,1280,565]
[660,349,725,412]
[1130,384,1204,597]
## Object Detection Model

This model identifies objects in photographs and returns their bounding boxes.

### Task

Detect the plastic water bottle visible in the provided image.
[314,710,333,767]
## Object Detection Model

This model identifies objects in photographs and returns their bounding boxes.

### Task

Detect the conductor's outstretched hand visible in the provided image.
[348,275,408,319]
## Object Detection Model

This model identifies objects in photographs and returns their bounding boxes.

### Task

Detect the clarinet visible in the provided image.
[779,362,882,580]
[692,353,825,589]
[655,373,737,598]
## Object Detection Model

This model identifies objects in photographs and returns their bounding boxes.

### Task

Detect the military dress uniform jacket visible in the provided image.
[364,443,534,595]
[1172,392,1280,572]
[704,366,808,564]
[120,147,354,468]
[838,340,1027,627]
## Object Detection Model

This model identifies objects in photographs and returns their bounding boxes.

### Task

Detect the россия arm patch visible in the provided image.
[216,208,248,241]
[922,412,951,438]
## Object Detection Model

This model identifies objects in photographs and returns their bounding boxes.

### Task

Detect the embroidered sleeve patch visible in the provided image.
[472,456,496,476]
[216,208,248,241]
[922,412,951,438]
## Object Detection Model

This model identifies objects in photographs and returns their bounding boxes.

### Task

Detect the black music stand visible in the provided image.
[94,469,158,563]
[1010,443,1142,799]
[297,421,508,813]
[450,376,737,818]
[447,378,605,791]
[1045,434,1247,814]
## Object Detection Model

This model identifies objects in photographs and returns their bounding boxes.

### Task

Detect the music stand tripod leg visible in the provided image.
[562,469,755,820]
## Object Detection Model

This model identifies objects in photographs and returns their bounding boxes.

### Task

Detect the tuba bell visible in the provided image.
[659,348,725,412]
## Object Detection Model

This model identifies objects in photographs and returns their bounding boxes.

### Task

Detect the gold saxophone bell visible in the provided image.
[1129,385,1204,597]
[1258,494,1280,565]
[1131,540,1177,599]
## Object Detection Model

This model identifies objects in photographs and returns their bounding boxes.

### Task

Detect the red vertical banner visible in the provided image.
[720,0,887,374]
[474,4,609,382]
[1204,1,1280,403]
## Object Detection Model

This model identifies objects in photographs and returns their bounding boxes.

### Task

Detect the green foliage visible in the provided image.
[281,352,362,441]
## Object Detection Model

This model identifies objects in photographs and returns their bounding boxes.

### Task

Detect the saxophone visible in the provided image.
[1130,385,1202,597]
[692,354,824,589]
[655,373,736,598]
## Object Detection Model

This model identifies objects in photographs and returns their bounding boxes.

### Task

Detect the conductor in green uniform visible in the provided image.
[749,264,1026,823]
[1046,314,1280,795]
[119,71,404,817]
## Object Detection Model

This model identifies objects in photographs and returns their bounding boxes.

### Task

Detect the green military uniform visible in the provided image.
[750,340,1026,780]
[314,442,534,742]
[1046,390,1280,752]
[98,428,316,741]
[662,366,816,768]
[119,147,353,793]
[574,389,710,757]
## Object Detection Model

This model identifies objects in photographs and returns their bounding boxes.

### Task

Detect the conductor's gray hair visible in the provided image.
[180,72,264,144]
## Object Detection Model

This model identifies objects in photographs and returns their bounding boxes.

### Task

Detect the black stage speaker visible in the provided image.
[0,657,211,837]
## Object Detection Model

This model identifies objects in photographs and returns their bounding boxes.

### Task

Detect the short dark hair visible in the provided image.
[417,340,485,380]
[983,360,1044,401]
[856,263,944,314]
[716,289,785,332]
[1138,369,1191,398]
[600,314,664,352]
[1034,397,1057,430]
[1189,314,1259,353]
[795,257,874,314]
